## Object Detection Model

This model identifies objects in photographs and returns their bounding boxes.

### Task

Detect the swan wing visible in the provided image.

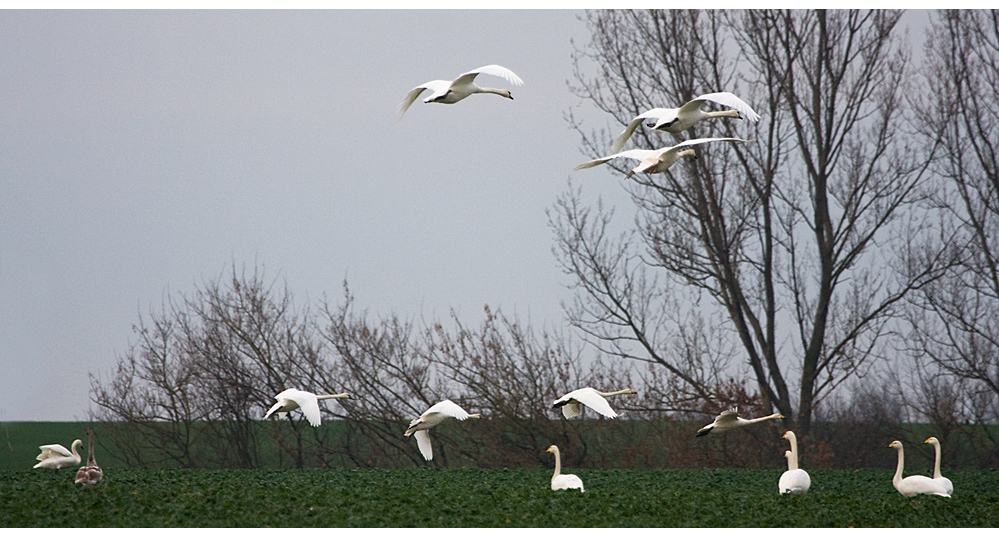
[423,399,472,421]
[670,137,754,151]
[454,64,524,87]
[561,401,582,419]
[779,469,811,495]
[552,473,585,491]
[287,391,322,427]
[38,444,72,460]
[692,92,761,123]
[414,430,433,461]
[574,149,659,171]
[898,475,950,497]
[398,80,452,120]
[712,407,740,426]
[569,388,619,418]
[609,109,665,154]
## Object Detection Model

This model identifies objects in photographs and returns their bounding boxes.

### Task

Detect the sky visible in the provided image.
[0,9,643,421]
[0,9,931,422]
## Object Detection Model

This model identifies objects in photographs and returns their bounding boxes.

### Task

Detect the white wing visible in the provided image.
[454,64,524,87]
[610,108,673,154]
[414,430,433,461]
[574,148,660,171]
[561,402,581,419]
[691,92,761,123]
[286,391,322,427]
[669,137,754,152]
[397,80,451,120]
[567,388,619,418]
[712,407,740,426]
[422,399,473,421]
[37,444,71,460]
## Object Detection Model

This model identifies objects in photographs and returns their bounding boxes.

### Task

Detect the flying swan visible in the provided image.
[888,440,950,497]
[75,427,103,487]
[546,445,584,492]
[397,64,524,120]
[264,388,351,427]
[33,439,82,470]
[609,92,761,153]
[551,387,636,419]
[404,399,481,461]
[696,407,783,437]
[778,431,810,495]
[574,137,754,179]
[924,437,954,495]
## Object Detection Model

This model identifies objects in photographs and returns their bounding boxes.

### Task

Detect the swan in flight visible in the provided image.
[778,431,810,495]
[574,137,753,179]
[609,92,761,153]
[546,445,584,492]
[551,387,636,419]
[75,427,103,487]
[888,440,950,497]
[696,407,783,437]
[924,437,954,495]
[33,439,82,470]
[397,64,523,120]
[264,388,351,427]
[404,399,481,461]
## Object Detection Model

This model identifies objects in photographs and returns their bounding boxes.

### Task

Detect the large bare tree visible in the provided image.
[556,9,940,434]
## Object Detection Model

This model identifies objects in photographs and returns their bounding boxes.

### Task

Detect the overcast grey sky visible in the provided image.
[0,9,930,422]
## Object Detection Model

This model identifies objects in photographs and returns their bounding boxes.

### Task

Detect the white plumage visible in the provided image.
[778,431,810,495]
[397,64,523,120]
[924,437,954,496]
[575,137,754,179]
[404,399,481,461]
[889,440,950,498]
[264,388,351,427]
[546,445,584,492]
[696,407,783,437]
[551,387,636,419]
[33,439,82,470]
[609,92,761,153]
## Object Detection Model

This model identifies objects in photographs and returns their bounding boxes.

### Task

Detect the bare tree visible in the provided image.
[557,9,939,435]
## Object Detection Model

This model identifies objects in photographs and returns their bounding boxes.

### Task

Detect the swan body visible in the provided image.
[696,407,783,437]
[546,445,584,492]
[924,437,954,495]
[75,427,103,486]
[404,399,481,461]
[397,64,523,120]
[575,137,754,179]
[610,92,761,153]
[33,439,82,470]
[551,387,636,419]
[889,440,950,498]
[778,431,810,495]
[264,388,351,427]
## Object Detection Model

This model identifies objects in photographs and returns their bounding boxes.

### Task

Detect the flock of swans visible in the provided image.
[32,66,955,500]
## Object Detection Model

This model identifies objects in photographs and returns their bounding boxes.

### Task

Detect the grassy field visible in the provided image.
[2,467,996,527]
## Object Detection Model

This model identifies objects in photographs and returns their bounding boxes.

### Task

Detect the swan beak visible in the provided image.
[779,415,785,419]
[923,439,930,443]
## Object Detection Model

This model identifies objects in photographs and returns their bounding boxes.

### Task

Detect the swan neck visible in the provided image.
[478,87,508,96]
[787,436,799,470]
[932,442,942,478]
[708,109,741,119]
[599,389,633,397]
[552,448,561,478]
[317,393,349,400]
[893,445,905,486]
[747,413,781,424]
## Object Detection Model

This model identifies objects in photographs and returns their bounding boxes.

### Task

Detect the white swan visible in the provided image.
[924,437,954,495]
[75,427,103,487]
[574,137,754,179]
[33,439,82,470]
[551,387,636,419]
[404,399,481,461]
[889,440,950,498]
[397,64,523,120]
[778,431,810,495]
[609,92,761,153]
[696,407,783,437]
[546,445,584,492]
[264,388,351,427]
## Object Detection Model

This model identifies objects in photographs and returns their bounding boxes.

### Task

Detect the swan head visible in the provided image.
[782,430,796,440]
[784,450,791,460]
[495,89,514,100]
[889,440,903,450]
[924,437,938,445]
[545,445,558,454]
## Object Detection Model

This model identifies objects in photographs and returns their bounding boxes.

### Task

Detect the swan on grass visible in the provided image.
[609,92,761,153]
[574,137,754,179]
[264,388,351,427]
[696,407,783,437]
[33,439,82,470]
[75,427,103,487]
[397,64,523,120]
[924,437,954,495]
[551,387,636,419]
[778,431,810,495]
[404,399,481,461]
[546,445,584,492]
[889,440,950,498]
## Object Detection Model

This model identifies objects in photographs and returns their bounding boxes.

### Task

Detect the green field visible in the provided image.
[2,467,996,527]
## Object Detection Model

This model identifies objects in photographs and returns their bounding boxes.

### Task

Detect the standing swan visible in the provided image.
[397,65,523,120]
[778,431,810,495]
[75,427,103,486]
[404,399,481,461]
[696,407,783,437]
[264,388,351,428]
[888,440,950,497]
[574,137,754,179]
[924,437,954,495]
[33,439,82,470]
[609,92,761,153]
[551,387,637,419]
[546,445,584,492]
